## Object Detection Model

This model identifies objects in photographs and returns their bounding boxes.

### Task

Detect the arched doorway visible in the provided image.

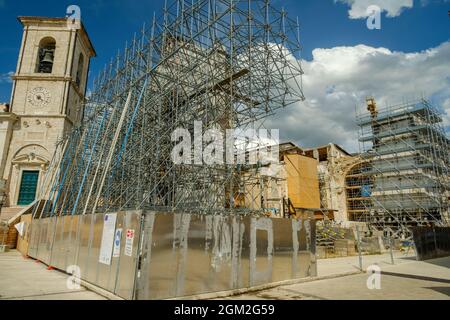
[10,145,50,206]
[345,161,373,222]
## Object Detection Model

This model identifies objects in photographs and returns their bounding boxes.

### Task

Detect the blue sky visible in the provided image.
[0,0,449,150]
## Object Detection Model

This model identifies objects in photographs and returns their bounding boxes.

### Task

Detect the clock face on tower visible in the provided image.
[27,87,51,107]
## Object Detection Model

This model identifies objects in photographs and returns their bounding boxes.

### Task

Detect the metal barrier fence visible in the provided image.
[412,227,450,261]
[28,211,317,300]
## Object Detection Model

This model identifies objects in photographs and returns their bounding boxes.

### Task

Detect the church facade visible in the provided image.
[0,16,95,220]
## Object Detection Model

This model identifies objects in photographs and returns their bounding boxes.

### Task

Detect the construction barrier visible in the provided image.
[411,227,450,261]
[28,211,317,300]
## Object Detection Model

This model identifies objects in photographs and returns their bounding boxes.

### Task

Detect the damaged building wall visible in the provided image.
[240,143,323,218]
[305,144,362,225]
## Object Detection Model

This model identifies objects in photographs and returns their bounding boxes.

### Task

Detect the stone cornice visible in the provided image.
[12,75,86,99]
[12,75,73,81]
[0,113,19,123]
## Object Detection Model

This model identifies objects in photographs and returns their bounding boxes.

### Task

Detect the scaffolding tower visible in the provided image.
[356,98,450,239]
[35,0,304,218]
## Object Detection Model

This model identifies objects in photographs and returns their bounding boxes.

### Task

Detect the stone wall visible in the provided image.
[0,221,18,249]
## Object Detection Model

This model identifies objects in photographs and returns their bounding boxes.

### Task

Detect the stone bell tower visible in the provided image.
[0,16,95,218]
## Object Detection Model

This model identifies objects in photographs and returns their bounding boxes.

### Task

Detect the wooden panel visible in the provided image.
[285,154,320,209]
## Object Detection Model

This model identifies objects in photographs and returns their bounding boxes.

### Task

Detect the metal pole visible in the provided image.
[433,227,438,254]
[356,226,363,271]
[92,91,133,214]
[389,234,394,265]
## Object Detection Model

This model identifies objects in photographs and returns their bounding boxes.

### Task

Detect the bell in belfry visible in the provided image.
[38,49,54,73]
[41,49,54,64]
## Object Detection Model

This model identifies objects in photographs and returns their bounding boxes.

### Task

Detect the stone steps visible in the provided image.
[0,207,23,222]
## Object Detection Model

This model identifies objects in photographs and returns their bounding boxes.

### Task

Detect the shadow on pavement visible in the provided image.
[395,256,417,262]
[424,287,450,297]
[421,256,450,268]
[381,271,450,284]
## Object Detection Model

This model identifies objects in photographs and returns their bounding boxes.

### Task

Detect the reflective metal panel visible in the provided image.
[309,220,318,277]
[179,214,234,298]
[135,212,315,300]
[96,213,116,292]
[249,217,274,287]
[107,213,124,294]
[114,211,141,300]
[50,216,65,270]
[136,213,178,300]
[76,214,92,282]
[29,211,316,300]
[64,216,80,271]
[85,214,104,283]
[28,219,40,258]
[46,217,58,265]
[36,217,56,264]
[35,218,48,262]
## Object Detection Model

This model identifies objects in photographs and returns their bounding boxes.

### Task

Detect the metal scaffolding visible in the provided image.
[345,161,373,221]
[355,98,450,239]
[36,0,304,217]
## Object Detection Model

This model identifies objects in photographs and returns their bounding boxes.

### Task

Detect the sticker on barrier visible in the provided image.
[125,229,135,257]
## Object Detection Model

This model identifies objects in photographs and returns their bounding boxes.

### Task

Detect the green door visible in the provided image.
[17,171,39,206]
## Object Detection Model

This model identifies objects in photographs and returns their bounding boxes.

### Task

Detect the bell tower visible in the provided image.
[0,16,95,213]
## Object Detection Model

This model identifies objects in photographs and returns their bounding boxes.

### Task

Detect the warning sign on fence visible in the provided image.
[99,213,117,265]
[125,229,135,257]
[113,228,122,258]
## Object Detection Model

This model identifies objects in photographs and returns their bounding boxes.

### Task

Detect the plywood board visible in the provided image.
[285,154,320,209]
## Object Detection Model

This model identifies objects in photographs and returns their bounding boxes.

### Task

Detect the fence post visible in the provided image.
[356,226,363,271]
[433,227,438,255]
[389,235,394,265]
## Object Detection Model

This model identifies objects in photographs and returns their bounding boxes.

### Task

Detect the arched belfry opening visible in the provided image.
[76,53,84,87]
[36,37,56,73]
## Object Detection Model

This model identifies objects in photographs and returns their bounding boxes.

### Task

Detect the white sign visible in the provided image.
[125,229,135,257]
[99,213,117,265]
[14,222,25,237]
[113,228,123,258]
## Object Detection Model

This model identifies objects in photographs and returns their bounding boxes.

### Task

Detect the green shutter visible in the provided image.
[17,171,39,206]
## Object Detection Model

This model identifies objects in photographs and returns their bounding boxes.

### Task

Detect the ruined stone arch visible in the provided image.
[344,160,373,222]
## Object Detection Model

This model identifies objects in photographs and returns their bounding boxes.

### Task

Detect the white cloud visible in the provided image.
[266,42,450,153]
[336,0,414,18]
[0,71,13,84]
